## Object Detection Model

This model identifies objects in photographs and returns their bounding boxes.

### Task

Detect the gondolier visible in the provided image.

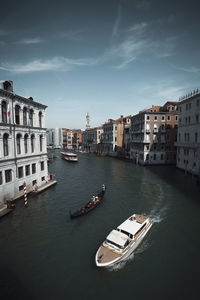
[69,184,106,219]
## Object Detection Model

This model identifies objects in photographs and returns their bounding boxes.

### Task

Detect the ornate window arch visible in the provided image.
[3,133,9,156]
[39,111,42,127]
[16,133,22,154]
[29,109,34,126]
[31,134,35,152]
[2,101,7,123]
[23,107,28,125]
[40,134,43,152]
[15,105,21,125]
[24,133,29,153]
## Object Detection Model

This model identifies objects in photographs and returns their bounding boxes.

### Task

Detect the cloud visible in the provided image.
[175,66,200,73]
[111,5,122,40]
[0,56,99,73]
[126,22,148,35]
[14,38,44,44]
[138,80,188,101]
[107,37,146,69]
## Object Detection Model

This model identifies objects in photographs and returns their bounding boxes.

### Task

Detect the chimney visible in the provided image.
[0,80,13,92]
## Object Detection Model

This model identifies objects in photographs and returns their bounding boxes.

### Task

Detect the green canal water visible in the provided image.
[0,151,200,300]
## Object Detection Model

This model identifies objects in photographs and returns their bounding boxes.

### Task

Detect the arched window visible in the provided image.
[2,101,7,123]
[3,133,9,156]
[31,134,35,153]
[23,107,27,125]
[39,111,42,127]
[24,134,28,153]
[15,105,20,125]
[40,135,43,152]
[29,109,34,126]
[16,134,22,154]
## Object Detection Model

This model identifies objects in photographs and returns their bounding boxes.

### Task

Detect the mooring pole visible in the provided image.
[24,181,28,207]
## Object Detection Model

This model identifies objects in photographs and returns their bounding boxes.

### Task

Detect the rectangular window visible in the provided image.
[19,185,24,191]
[5,169,12,183]
[41,176,45,181]
[146,115,150,120]
[41,161,44,171]
[162,116,165,121]
[0,171,2,185]
[18,166,23,178]
[25,165,30,176]
[154,116,158,121]
[195,132,198,143]
[167,116,170,121]
[32,163,36,174]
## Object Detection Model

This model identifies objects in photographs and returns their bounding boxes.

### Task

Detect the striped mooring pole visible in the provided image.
[24,181,28,207]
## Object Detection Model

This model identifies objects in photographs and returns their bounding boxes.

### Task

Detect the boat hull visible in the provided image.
[95,219,152,267]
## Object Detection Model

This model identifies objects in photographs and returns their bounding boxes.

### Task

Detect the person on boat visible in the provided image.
[102,184,106,191]
[92,196,95,203]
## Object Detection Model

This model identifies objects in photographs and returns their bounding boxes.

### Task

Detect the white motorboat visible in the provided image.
[61,152,78,162]
[95,214,152,267]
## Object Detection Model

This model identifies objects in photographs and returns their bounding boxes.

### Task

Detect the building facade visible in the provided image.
[82,126,103,152]
[101,116,131,156]
[46,128,62,148]
[62,128,82,150]
[0,80,48,203]
[176,91,200,176]
[130,103,178,165]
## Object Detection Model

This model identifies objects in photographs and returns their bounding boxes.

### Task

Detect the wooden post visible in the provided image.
[24,181,28,207]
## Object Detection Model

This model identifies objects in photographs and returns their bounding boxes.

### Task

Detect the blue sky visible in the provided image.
[0,0,200,129]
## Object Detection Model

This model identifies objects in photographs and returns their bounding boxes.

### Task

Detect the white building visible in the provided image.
[176,91,200,177]
[46,128,62,148]
[0,80,48,203]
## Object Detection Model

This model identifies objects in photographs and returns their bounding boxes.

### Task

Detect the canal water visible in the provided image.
[0,151,200,300]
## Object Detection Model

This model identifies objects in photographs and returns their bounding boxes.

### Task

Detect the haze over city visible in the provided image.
[0,0,200,129]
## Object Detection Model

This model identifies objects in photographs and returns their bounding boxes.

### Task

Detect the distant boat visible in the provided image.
[61,152,78,162]
[95,213,152,267]
[69,184,106,218]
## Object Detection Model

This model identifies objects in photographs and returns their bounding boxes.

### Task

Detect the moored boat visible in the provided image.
[69,184,106,218]
[61,152,78,162]
[95,213,152,267]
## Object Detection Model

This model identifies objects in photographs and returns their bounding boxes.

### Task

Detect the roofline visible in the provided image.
[0,88,48,109]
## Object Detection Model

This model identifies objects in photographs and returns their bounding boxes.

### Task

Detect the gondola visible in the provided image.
[69,184,106,219]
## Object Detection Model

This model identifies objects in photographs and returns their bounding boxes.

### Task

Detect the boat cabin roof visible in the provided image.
[61,152,77,156]
[106,229,128,248]
[117,215,147,236]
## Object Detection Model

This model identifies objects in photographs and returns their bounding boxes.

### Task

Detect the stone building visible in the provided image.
[130,103,178,165]
[176,90,200,177]
[82,126,103,152]
[0,80,48,203]
[101,115,131,156]
[62,128,82,150]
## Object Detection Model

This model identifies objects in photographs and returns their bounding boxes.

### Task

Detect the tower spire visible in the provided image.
[86,112,90,130]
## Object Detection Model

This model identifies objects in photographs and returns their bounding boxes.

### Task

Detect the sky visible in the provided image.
[0,0,200,129]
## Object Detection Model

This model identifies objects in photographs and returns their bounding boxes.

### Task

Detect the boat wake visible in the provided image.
[148,183,168,224]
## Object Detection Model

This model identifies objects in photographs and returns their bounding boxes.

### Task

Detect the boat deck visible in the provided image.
[97,244,121,264]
